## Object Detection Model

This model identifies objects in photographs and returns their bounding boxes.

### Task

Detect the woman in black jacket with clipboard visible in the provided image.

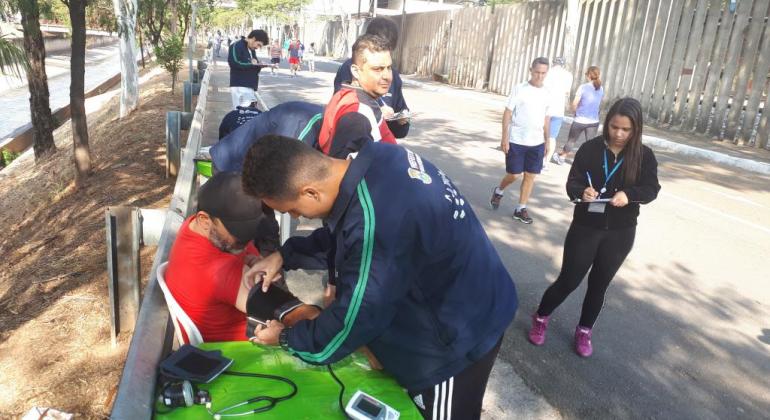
[528,97,661,357]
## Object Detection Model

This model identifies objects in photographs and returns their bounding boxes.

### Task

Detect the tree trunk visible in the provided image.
[169,0,178,33]
[19,0,56,160]
[112,0,139,118]
[68,0,92,184]
[563,0,580,71]
[139,23,145,69]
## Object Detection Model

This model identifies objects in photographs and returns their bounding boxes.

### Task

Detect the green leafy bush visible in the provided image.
[154,34,185,93]
[2,149,20,167]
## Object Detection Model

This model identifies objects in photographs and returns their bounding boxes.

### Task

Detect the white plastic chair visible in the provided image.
[156,261,204,346]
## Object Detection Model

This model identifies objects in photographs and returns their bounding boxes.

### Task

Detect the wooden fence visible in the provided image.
[303,17,359,59]
[388,0,770,148]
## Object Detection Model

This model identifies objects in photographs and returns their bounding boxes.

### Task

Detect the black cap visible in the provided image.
[197,172,264,243]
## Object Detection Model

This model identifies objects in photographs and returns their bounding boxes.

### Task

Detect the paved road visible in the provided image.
[0,42,120,139]
[223,55,769,419]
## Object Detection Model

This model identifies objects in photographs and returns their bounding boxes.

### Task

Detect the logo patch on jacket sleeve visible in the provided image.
[406,149,432,184]
[408,167,432,184]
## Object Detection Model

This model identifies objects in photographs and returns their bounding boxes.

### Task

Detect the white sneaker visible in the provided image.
[551,153,564,165]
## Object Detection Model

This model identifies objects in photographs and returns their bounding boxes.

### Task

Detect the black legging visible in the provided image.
[537,223,635,327]
[562,121,599,153]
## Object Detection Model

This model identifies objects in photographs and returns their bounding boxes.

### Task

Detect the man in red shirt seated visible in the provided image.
[317,34,405,158]
[165,172,319,342]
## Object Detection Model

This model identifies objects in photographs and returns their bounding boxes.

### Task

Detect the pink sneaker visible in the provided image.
[574,326,593,357]
[528,314,550,346]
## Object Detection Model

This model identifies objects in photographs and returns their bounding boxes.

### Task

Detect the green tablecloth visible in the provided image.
[155,342,421,419]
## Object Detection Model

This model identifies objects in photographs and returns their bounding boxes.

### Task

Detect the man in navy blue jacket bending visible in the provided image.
[228,30,270,108]
[241,136,518,419]
[212,101,324,172]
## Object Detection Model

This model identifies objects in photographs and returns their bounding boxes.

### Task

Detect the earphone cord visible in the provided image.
[327,364,353,420]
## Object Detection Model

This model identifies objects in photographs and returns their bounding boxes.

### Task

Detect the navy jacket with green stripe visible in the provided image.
[211,101,323,173]
[279,142,518,390]
[228,38,261,89]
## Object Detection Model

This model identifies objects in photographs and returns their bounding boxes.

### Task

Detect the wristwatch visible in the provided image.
[279,328,291,351]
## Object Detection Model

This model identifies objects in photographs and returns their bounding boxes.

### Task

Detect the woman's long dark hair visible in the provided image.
[603,97,643,185]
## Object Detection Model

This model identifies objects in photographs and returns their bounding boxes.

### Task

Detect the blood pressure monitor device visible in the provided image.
[345,390,400,420]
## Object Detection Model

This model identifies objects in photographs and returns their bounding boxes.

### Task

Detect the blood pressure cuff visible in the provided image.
[245,284,303,339]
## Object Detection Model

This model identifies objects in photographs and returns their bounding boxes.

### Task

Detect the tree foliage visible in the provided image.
[235,0,308,21]
[137,0,168,48]
[39,0,117,31]
[154,32,184,92]
[204,5,244,29]
[0,34,30,78]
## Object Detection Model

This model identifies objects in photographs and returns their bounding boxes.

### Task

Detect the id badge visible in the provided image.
[588,202,606,213]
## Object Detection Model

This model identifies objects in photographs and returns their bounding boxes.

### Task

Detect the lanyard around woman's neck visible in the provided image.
[601,149,624,195]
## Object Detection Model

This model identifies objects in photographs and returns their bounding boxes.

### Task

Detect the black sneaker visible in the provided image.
[513,208,533,224]
[490,188,503,210]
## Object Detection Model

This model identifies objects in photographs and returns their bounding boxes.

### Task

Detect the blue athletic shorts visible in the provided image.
[506,142,544,174]
[548,116,564,139]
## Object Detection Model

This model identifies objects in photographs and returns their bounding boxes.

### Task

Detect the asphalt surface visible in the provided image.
[0,42,120,140]
[212,54,770,419]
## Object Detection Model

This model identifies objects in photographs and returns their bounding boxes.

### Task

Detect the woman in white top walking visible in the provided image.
[553,66,604,164]
[305,42,316,72]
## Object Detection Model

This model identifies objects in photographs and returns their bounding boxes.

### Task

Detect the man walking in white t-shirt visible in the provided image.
[543,57,572,169]
[490,57,551,224]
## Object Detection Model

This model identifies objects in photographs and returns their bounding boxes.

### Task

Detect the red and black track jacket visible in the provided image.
[317,85,396,158]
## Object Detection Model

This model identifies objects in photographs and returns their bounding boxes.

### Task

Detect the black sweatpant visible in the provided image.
[407,337,502,420]
[562,121,599,153]
[537,223,635,327]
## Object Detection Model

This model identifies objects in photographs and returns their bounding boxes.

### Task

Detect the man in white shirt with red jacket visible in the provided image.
[317,34,399,159]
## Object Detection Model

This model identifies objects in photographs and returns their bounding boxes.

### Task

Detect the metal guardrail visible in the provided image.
[111,48,213,419]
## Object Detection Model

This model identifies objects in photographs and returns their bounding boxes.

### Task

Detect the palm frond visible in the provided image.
[0,34,30,79]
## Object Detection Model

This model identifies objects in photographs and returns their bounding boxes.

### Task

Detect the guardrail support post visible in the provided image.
[166,111,181,177]
[183,82,192,112]
[183,82,202,112]
[105,206,142,347]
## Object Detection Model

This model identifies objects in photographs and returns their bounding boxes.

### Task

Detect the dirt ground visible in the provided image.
[0,67,186,418]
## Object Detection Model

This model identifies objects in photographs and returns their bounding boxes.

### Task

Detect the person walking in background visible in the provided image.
[529,98,660,357]
[298,41,305,68]
[553,66,604,165]
[305,42,316,72]
[490,57,551,225]
[282,37,290,60]
[269,40,282,76]
[543,57,573,170]
[288,38,301,77]
[214,30,223,57]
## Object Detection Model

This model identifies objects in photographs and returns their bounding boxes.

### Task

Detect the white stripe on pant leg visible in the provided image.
[432,384,439,420]
[439,380,447,420]
[447,377,454,420]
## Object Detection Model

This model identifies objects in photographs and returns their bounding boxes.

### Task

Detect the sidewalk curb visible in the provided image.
[399,77,770,176]
[639,134,770,175]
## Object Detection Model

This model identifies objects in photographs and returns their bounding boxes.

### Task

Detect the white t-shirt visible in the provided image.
[544,66,573,118]
[506,82,552,146]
